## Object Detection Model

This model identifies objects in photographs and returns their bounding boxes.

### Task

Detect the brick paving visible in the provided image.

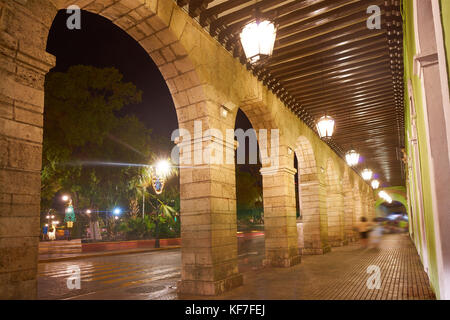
[183,233,435,300]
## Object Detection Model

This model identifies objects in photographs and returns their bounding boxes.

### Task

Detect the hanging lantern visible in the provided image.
[361,168,373,181]
[345,149,360,167]
[316,115,335,139]
[240,19,277,64]
[371,180,380,189]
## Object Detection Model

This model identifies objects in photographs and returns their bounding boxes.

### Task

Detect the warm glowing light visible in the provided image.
[361,168,373,181]
[86,209,92,214]
[155,160,171,178]
[114,216,119,220]
[51,215,55,219]
[371,180,380,189]
[61,195,69,202]
[345,150,360,167]
[220,106,228,118]
[46,215,50,219]
[316,115,335,139]
[65,207,73,214]
[378,191,392,204]
[240,20,277,64]
[54,221,59,225]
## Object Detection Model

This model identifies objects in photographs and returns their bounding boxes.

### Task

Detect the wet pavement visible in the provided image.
[38,233,434,300]
[38,235,264,300]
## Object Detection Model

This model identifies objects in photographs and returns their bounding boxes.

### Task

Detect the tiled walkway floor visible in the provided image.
[184,233,435,300]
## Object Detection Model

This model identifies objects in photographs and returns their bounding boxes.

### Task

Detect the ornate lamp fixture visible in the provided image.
[63,198,76,228]
[361,168,373,181]
[371,180,380,189]
[345,149,360,167]
[150,160,171,195]
[240,10,277,64]
[316,114,335,139]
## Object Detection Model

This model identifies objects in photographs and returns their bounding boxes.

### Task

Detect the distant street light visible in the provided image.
[113,208,121,215]
[150,159,172,195]
[86,209,92,214]
[61,195,70,202]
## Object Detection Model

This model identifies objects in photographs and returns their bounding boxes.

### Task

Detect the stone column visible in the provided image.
[0,0,56,299]
[177,135,243,295]
[300,179,330,254]
[361,192,368,219]
[327,182,345,247]
[344,187,355,243]
[260,166,301,267]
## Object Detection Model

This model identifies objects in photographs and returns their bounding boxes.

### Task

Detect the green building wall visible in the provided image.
[402,0,442,298]
[440,0,450,84]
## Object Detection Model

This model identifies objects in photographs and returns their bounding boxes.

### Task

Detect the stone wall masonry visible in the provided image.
[0,0,56,299]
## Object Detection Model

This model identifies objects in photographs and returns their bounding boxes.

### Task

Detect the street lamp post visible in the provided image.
[62,195,76,241]
[142,186,145,219]
[149,160,172,248]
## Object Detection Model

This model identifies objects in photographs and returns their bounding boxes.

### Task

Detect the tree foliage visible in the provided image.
[42,65,148,211]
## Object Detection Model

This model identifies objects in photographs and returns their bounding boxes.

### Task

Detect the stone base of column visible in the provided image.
[329,239,345,247]
[301,244,331,255]
[177,273,243,296]
[263,254,301,268]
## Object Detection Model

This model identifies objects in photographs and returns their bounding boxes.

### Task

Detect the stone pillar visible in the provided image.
[300,179,330,254]
[361,191,368,218]
[344,186,355,243]
[260,166,301,267]
[177,135,243,295]
[327,189,345,247]
[368,192,375,220]
[0,0,56,299]
[353,190,363,238]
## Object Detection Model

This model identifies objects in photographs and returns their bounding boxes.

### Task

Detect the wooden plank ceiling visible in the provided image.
[176,0,405,186]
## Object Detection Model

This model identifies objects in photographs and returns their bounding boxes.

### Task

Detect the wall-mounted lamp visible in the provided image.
[220,105,229,118]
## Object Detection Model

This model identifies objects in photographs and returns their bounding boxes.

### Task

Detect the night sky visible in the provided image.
[46,9,252,139]
[46,10,178,139]
[46,9,253,159]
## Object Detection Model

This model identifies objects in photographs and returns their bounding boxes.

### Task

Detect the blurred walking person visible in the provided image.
[355,217,372,248]
[369,219,384,249]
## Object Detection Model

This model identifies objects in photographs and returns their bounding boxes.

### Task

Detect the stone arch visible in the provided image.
[325,158,344,247]
[53,0,207,130]
[342,169,354,243]
[232,103,300,267]
[294,136,329,254]
[0,0,244,297]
